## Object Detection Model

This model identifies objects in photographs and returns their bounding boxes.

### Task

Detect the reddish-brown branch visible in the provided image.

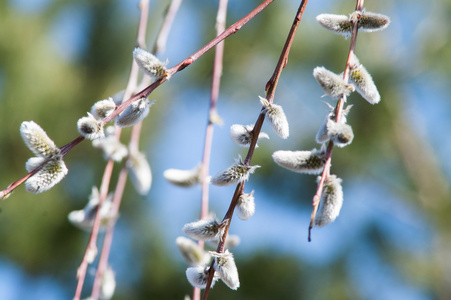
[168,0,274,75]
[74,159,114,300]
[195,1,229,299]
[202,182,244,300]
[308,0,364,242]
[0,0,273,199]
[265,0,310,103]
[90,164,128,299]
[89,0,155,298]
[202,0,310,298]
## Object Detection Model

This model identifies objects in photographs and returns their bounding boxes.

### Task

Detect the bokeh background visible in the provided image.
[0,0,450,299]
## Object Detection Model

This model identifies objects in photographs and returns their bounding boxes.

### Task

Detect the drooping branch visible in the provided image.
[308,0,365,242]
[202,1,310,298]
[0,0,273,200]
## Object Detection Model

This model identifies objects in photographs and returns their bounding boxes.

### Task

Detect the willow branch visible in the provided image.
[74,159,114,300]
[194,2,229,299]
[0,0,273,203]
[90,0,180,298]
[202,0,309,298]
[308,0,364,242]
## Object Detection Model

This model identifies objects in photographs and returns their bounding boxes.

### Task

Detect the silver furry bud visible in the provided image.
[272,146,326,175]
[313,67,354,99]
[315,175,344,227]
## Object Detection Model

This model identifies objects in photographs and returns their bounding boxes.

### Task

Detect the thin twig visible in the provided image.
[194,1,229,299]
[152,0,183,55]
[0,0,273,212]
[202,1,309,298]
[86,0,154,299]
[90,164,128,299]
[308,0,364,242]
[74,159,114,300]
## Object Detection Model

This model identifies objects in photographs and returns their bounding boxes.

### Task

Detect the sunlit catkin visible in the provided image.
[163,165,201,187]
[355,11,390,33]
[316,14,353,38]
[328,122,354,148]
[313,67,354,99]
[230,124,269,147]
[259,96,289,139]
[186,265,218,289]
[115,97,154,128]
[315,175,343,227]
[133,47,168,80]
[316,116,354,148]
[183,218,226,241]
[20,121,59,158]
[210,157,260,186]
[25,158,68,194]
[91,98,116,120]
[348,53,380,104]
[272,147,326,175]
[77,113,105,140]
[211,250,240,290]
[236,191,255,220]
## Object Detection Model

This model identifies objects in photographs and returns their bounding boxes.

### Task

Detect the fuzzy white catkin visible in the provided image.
[317,12,390,38]
[100,266,116,300]
[356,11,391,33]
[91,98,116,120]
[316,116,333,144]
[186,266,218,289]
[259,96,289,139]
[229,124,269,147]
[20,121,59,158]
[163,165,201,187]
[210,157,260,186]
[316,113,354,147]
[25,158,68,194]
[316,103,354,144]
[313,67,354,99]
[25,156,47,172]
[115,98,154,128]
[272,147,326,175]
[348,53,380,104]
[315,175,343,227]
[126,150,152,195]
[176,236,211,266]
[316,14,353,38]
[77,113,105,140]
[211,250,240,290]
[133,47,168,79]
[328,122,354,148]
[236,191,255,220]
[183,219,223,241]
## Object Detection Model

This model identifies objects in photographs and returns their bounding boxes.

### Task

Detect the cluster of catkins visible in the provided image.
[16,47,169,299]
[273,9,390,228]
[19,48,166,196]
[166,94,291,290]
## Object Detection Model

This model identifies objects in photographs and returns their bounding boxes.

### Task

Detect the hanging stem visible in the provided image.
[202,0,310,298]
[308,0,364,242]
